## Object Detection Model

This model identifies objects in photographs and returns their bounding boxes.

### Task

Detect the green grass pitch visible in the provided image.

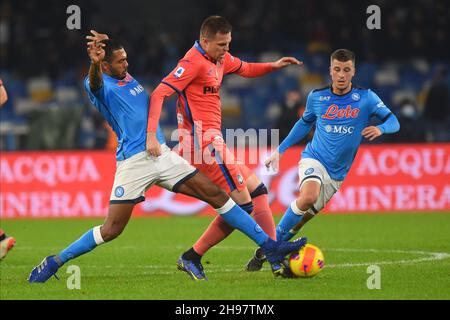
[1,213,449,300]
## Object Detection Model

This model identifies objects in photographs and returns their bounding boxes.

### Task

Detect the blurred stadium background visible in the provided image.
[0,0,449,215]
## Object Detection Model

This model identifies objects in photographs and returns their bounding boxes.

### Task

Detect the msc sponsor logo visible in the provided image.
[129,85,144,96]
[322,104,360,119]
[203,85,220,94]
[325,125,355,134]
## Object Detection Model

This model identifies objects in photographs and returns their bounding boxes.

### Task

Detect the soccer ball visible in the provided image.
[289,244,324,278]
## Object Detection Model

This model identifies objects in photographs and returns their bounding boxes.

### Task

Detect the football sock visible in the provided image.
[277,201,306,241]
[182,247,202,261]
[216,199,268,246]
[57,226,105,264]
[252,194,276,240]
[193,215,234,256]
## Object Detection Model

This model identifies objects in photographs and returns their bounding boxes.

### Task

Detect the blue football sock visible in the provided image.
[57,226,104,264]
[216,199,268,246]
[276,203,304,241]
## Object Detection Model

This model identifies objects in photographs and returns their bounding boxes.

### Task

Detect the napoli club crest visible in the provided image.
[351,93,360,101]
[115,186,125,198]
[305,168,314,175]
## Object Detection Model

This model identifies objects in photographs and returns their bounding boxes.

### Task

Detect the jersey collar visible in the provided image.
[330,84,354,96]
[105,72,133,86]
[194,40,216,63]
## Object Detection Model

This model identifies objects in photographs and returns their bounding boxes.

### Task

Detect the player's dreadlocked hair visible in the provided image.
[331,49,356,66]
[100,39,124,62]
[200,15,232,39]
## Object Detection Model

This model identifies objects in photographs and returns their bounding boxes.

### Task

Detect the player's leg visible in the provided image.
[276,180,321,241]
[246,159,323,272]
[283,176,343,240]
[276,158,324,241]
[0,229,16,260]
[28,203,135,283]
[245,179,319,272]
[247,173,276,240]
[174,172,307,277]
[244,173,277,271]
[184,142,254,259]
[29,151,155,283]
[189,183,253,258]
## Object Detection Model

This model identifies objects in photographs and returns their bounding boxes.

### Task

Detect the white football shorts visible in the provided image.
[110,144,198,203]
[298,158,343,214]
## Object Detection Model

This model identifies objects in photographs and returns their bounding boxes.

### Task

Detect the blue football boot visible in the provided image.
[177,255,208,281]
[28,255,60,283]
[261,237,307,278]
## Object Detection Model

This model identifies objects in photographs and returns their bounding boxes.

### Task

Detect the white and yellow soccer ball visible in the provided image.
[289,244,324,278]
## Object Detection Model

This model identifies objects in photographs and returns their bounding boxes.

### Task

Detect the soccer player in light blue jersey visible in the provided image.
[28,31,306,283]
[246,49,400,272]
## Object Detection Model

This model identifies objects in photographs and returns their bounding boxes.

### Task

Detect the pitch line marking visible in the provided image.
[3,248,450,273]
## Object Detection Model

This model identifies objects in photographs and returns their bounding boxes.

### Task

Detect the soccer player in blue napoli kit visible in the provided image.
[246,49,400,271]
[28,31,306,283]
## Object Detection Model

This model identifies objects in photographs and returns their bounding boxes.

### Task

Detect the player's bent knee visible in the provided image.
[196,181,229,208]
[101,224,125,242]
[297,194,318,211]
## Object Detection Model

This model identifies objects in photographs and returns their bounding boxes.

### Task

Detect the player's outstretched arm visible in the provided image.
[86,30,108,91]
[146,83,176,156]
[270,57,303,70]
[278,117,315,153]
[87,42,105,91]
[230,55,302,78]
[264,151,281,172]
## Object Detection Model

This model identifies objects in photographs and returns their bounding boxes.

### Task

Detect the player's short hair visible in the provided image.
[331,49,356,66]
[100,39,124,62]
[200,15,232,39]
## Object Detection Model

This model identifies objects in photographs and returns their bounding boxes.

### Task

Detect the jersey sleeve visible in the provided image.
[367,89,400,134]
[84,76,107,103]
[223,52,273,77]
[367,89,392,119]
[301,91,318,124]
[223,52,244,74]
[161,59,200,92]
[277,92,316,154]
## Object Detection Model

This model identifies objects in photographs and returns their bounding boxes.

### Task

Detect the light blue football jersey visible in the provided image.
[84,73,165,160]
[297,86,394,180]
